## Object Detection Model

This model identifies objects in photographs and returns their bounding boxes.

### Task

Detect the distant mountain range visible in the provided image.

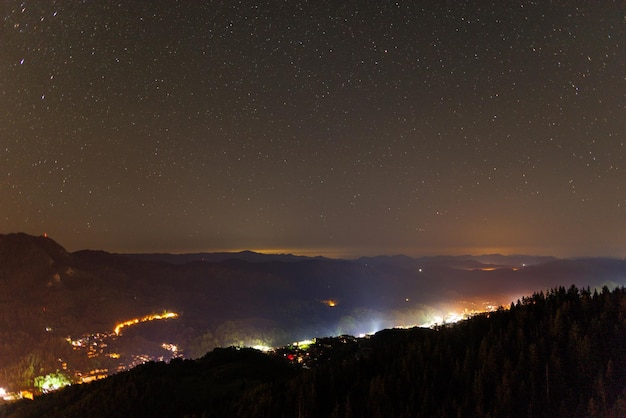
[123,249,322,264]
[0,232,624,393]
[124,250,557,267]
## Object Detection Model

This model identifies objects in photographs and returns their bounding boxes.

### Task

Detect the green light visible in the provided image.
[34,371,71,393]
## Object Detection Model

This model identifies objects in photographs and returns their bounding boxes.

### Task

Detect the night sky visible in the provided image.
[1,1,624,257]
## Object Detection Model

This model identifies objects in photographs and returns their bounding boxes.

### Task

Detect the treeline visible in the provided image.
[235,285,626,417]
[2,285,625,417]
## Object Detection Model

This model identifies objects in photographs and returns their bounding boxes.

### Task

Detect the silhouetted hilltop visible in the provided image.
[0,233,71,279]
[0,346,295,418]
[2,285,625,417]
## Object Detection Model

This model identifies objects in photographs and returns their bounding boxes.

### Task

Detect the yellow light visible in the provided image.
[321,299,337,307]
[114,311,179,335]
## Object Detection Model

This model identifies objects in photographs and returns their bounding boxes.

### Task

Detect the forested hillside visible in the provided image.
[2,285,625,417]
[251,285,626,418]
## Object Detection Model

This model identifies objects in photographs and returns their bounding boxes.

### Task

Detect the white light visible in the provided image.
[252,345,272,352]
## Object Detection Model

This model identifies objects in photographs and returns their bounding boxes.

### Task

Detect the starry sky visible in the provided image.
[1,1,624,257]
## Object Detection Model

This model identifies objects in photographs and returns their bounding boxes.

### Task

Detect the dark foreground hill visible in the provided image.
[2,285,625,418]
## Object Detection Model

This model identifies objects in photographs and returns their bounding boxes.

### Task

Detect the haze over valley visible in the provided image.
[1,232,624,400]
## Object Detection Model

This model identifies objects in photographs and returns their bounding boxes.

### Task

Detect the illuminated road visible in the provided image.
[114,312,179,335]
